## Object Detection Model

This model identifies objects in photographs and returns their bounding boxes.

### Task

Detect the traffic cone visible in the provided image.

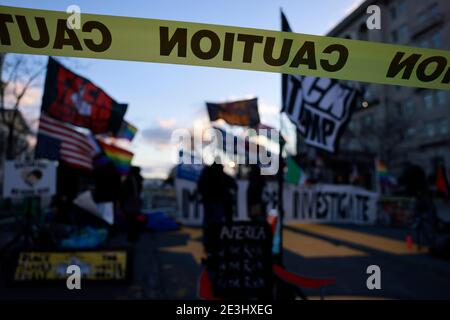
[406,234,413,249]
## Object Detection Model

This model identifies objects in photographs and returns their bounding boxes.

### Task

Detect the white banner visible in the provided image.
[283,184,378,225]
[3,160,57,198]
[175,178,378,226]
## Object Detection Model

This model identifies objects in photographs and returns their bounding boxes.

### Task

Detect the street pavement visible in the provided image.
[1,223,450,299]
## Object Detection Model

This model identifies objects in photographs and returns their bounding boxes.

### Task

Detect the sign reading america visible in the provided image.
[41,58,127,135]
[282,75,357,153]
[206,98,260,127]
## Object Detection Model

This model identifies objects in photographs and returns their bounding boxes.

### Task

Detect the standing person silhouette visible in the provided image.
[197,160,236,252]
[247,164,267,221]
[121,166,143,242]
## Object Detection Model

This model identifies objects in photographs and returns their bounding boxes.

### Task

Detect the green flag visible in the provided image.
[285,156,302,185]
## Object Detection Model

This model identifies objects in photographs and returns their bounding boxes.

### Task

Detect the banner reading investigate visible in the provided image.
[1,5,450,90]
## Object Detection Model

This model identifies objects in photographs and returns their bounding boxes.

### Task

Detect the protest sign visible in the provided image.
[206,222,273,299]
[3,160,57,198]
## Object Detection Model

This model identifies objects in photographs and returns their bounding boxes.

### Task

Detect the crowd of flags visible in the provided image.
[200,11,450,198]
[34,18,449,197]
[35,58,137,175]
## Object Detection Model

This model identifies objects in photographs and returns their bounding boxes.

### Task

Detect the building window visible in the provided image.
[398,1,407,15]
[348,122,354,131]
[439,119,449,135]
[419,39,429,48]
[390,6,397,20]
[395,102,402,116]
[431,32,441,48]
[425,122,435,137]
[424,92,434,109]
[404,98,414,114]
[437,90,446,105]
[430,3,440,19]
[364,115,374,126]
[391,30,398,42]
[349,139,359,150]
[418,12,428,25]
[406,127,416,138]
[398,24,409,43]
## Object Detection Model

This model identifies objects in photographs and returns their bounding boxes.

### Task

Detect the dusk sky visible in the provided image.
[3,0,364,178]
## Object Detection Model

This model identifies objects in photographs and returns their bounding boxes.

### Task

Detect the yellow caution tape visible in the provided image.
[1,5,450,90]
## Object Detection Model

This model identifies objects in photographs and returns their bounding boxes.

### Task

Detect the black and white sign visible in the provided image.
[281,12,357,153]
[207,222,273,299]
[3,160,57,198]
[283,75,356,152]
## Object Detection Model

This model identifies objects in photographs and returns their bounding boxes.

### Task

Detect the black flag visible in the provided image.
[280,13,357,153]
[206,98,260,127]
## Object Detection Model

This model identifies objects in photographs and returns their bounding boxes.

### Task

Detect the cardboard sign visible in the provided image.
[206,222,273,299]
[1,6,450,90]
[2,160,57,198]
[13,250,128,282]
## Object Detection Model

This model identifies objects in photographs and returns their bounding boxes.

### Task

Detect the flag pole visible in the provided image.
[278,8,286,265]
[277,122,285,264]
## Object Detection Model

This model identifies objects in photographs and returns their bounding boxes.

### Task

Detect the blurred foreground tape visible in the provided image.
[2,6,450,90]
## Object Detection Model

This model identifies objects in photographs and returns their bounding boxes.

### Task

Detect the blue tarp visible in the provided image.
[144,211,179,231]
[60,227,108,249]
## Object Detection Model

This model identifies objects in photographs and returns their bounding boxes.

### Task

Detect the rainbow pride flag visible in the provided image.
[375,159,397,187]
[117,121,137,141]
[97,140,134,175]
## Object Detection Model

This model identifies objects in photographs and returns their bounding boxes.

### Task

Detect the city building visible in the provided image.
[328,0,450,182]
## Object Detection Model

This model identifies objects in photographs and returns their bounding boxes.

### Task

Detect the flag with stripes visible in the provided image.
[281,11,358,153]
[35,114,98,171]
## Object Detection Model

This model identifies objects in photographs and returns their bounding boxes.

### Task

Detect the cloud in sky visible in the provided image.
[140,118,178,149]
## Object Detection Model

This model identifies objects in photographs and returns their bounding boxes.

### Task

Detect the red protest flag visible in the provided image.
[41,57,127,135]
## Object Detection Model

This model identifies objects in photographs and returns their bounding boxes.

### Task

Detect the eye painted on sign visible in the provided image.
[0,13,112,52]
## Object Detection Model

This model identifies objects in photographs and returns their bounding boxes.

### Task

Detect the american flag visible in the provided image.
[35,114,99,171]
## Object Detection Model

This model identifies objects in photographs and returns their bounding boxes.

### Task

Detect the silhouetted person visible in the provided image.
[247,165,267,221]
[121,166,143,242]
[413,190,437,249]
[198,162,236,251]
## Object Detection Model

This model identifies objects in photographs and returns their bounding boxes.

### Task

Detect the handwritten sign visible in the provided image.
[207,222,273,299]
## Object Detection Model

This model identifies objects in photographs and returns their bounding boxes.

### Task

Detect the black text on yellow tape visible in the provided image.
[1,5,450,90]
